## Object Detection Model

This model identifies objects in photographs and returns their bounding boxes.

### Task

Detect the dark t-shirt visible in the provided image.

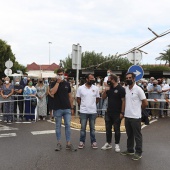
[14,85,24,99]
[106,84,125,114]
[51,81,71,110]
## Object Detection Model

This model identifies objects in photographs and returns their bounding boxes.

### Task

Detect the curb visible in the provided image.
[61,119,126,132]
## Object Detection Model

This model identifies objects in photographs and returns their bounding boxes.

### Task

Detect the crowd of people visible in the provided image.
[0,69,170,160]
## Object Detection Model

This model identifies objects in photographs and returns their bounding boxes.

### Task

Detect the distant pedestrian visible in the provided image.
[14,78,24,120]
[101,74,125,152]
[1,77,14,122]
[23,79,37,121]
[121,73,148,161]
[35,78,47,120]
[50,69,77,151]
[76,74,100,149]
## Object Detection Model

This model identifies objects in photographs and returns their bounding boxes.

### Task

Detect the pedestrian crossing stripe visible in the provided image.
[31,130,55,135]
[0,124,18,131]
[0,133,16,138]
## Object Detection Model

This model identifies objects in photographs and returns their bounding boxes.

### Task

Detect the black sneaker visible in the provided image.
[120,150,134,156]
[55,143,62,151]
[66,144,77,151]
[132,154,142,161]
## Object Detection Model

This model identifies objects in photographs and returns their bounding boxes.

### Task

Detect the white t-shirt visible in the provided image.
[76,84,100,114]
[125,84,146,119]
[104,76,108,83]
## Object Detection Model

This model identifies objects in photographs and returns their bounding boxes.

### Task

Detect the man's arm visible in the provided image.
[96,97,100,104]
[120,97,125,119]
[141,99,148,109]
[77,97,81,106]
[50,78,62,95]
[68,92,74,115]
[102,90,107,99]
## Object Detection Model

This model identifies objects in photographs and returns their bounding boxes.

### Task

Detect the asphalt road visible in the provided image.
[0,118,170,170]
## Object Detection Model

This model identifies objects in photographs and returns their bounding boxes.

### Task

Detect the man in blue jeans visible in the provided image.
[76,74,100,149]
[51,69,77,151]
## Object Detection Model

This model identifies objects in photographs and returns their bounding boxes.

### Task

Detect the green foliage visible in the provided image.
[142,65,170,71]
[0,39,26,78]
[155,48,170,66]
[62,51,132,70]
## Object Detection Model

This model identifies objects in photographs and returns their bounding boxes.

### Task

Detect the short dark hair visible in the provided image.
[126,72,136,79]
[57,68,64,74]
[109,74,118,82]
[84,73,94,79]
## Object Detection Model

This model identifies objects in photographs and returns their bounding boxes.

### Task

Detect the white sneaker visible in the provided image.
[101,143,112,150]
[115,144,120,152]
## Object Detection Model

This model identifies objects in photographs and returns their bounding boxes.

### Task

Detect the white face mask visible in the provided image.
[107,73,110,76]
[97,79,101,83]
[15,82,20,85]
[5,81,9,84]
[57,75,64,80]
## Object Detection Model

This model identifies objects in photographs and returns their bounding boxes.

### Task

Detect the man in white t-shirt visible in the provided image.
[121,72,148,161]
[102,70,113,116]
[76,74,100,149]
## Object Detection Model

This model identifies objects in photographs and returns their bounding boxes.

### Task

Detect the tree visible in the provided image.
[155,48,170,67]
[0,39,26,78]
[62,51,132,70]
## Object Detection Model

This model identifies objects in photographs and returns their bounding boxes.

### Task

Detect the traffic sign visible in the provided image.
[72,44,82,69]
[5,60,13,68]
[128,65,144,81]
[126,50,142,65]
[4,68,12,76]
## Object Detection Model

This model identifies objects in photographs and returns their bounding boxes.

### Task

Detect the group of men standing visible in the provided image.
[50,68,148,161]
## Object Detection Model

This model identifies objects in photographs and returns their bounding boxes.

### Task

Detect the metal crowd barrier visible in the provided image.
[0,95,38,122]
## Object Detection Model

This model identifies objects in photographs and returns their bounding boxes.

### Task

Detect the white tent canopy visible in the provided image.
[10,73,23,77]
[41,72,56,78]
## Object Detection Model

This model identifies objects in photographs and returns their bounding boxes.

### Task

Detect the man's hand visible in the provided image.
[57,77,62,84]
[120,113,124,120]
[71,109,74,116]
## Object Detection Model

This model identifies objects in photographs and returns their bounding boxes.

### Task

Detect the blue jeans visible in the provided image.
[53,109,71,142]
[80,113,97,144]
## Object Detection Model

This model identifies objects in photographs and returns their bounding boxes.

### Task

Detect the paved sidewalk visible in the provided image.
[68,116,126,132]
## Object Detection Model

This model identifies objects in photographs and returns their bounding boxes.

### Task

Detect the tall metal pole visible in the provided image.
[76,43,80,116]
[49,42,52,65]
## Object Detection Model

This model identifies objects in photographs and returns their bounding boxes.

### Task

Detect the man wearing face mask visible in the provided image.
[20,73,28,88]
[121,73,148,161]
[14,78,24,120]
[102,70,113,117]
[50,69,77,151]
[76,74,100,149]
[148,79,162,119]
[101,74,125,152]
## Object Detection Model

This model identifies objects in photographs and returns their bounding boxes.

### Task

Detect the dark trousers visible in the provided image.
[105,113,121,144]
[14,100,23,118]
[125,117,142,155]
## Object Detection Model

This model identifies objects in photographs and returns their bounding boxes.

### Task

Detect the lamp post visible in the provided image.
[49,42,52,65]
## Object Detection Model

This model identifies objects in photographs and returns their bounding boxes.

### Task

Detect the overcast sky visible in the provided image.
[0,0,170,67]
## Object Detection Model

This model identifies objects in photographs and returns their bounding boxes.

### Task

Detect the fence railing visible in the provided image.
[0,95,38,122]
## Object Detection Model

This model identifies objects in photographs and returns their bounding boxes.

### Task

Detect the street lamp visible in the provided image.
[48,42,52,65]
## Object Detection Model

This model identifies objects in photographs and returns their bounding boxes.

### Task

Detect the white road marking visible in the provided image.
[0,125,18,131]
[0,133,16,138]
[15,122,32,124]
[31,130,55,135]
[141,119,158,129]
